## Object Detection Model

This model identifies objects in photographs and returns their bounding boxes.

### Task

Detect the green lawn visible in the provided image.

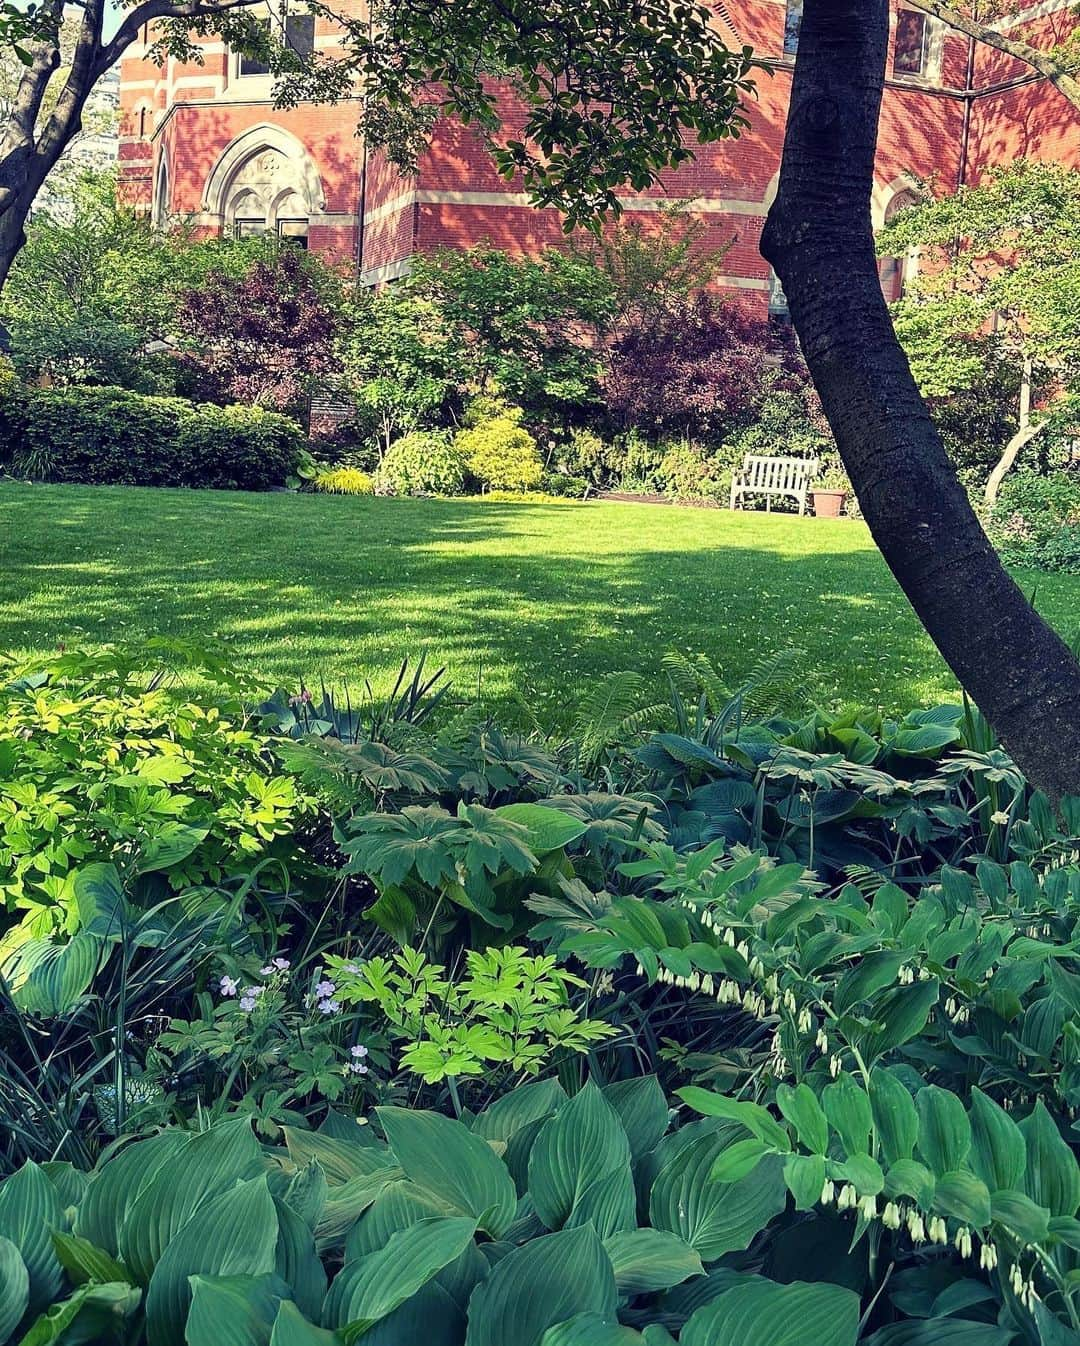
[1,482,1074,721]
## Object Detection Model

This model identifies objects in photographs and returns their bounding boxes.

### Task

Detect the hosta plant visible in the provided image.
[0,1087,865,1345]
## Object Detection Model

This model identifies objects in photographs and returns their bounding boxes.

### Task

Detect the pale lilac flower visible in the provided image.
[319,999,341,1015]
[344,962,362,974]
[350,1044,369,1059]
[241,986,264,999]
[348,1061,369,1075]
[315,980,336,1000]
[219,976,240,997]
[260,965,275,976]
[239,994,257,1012]
[272,957,291,971]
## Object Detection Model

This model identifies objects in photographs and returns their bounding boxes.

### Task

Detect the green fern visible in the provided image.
[661,650,730,715]
[571,671,669,767]
[734,648,812,720]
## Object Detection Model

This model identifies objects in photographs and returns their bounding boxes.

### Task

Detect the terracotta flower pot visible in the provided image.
[812,489,847,518]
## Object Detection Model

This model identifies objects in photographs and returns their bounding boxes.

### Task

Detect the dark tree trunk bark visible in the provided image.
[761,0,1080,798]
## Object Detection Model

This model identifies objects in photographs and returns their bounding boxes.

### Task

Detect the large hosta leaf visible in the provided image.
[378,1108,516,1238]
[350,1280,465,1346]
[602,1078,670,1161]
[649,1134,786,1261]
[464,1225,617,1346]
[283,1129,389,1187]
[322,1217,476,1334]
[539,1315,643,1345]
[120,1119,264,1284]
[529,1082,631,1231]
[185,1274,288,1346]
[681,1277,859,1346]
[0,1235,29,1345]
[145,1176,279,1346]
[471,1080,567,1145]
[269,1301,339,1346]
[75,1131,189,1257]
[17,1282,141,1346]
[0,1162,63,1315]
[274,1199,327,1322]
[864,1325,1015,1345]
[603,1230,702,1296]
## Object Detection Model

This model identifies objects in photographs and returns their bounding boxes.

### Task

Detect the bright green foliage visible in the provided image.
[0,647,309,936]
[987,470,1080,573]
[0,385,305,490]
[456,417,544,493]
[879,161,1080,472]
[328,945,614,1081]
[313,467,375,497]
[374,432,468,497]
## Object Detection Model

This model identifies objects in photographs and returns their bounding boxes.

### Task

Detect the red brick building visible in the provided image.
[117,1,1080,309]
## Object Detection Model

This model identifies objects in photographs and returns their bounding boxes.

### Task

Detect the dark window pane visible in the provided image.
[894,10,928,75]
[277,218,308,249]
[285,14,314,57]
[238,19,271,75]
[235,218,267,238]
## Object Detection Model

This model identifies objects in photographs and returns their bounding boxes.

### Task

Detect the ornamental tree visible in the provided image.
[174,244,339,412]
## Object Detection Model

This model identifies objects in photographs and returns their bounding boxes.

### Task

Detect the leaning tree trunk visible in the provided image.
[761,0,1080,797]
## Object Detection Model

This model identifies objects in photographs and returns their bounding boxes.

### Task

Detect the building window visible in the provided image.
[236,6,313,77]
[768,268,790,324]
[234,218,267,238]
[894,8,932,76]
[277,218,309,248]
[237,22,271,77]
[284,13,314,57]
[783,0,802,55]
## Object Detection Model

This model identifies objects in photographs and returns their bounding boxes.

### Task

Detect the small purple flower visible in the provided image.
[350,1044,369,1059]
[239,994,257,1012]
[272,957,291,971]
[348,1061,369,1075]
[343,962,362,974]
[319,999,342,1016]
[259,965,275,976]
[219,976,240,997]
[315,980,336,1000]
[241,986,264,1000]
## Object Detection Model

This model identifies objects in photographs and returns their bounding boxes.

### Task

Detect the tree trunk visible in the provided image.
[761,0,1080,798]
[984,354,1041,508]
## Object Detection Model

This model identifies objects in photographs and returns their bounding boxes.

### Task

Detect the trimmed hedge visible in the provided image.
[0,383,305,491]
[375,430,467,496]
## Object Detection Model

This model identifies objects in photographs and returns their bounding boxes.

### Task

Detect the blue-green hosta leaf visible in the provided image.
[41,1163,88,1212]
[185,1274,288,1346]
[0,1162,62,1315]
[72,863,129,937]
[494,804,587,854]
[275,1199,327,1323]
[464,1225,617,1346]
[563,1166,637,1240]
[603,1230,703,1296]
[864,1324,1015,1345]
[344,1280,464,1346]
[378,1108,516,1238]
[681,1277,859,1346]
[529,1082,632,1231]
[269,1301,339,1346]
[602,1077,671,1160]
[539,1315,643,1345]
[75,1130,189,1257]
[471,1080,567,1144]
[0,1235,29,1345]
[17,1282,141,1346]
[120,1119,264,1285]
[283,1162,329,1233]
[322,1217,476,1333]
[1021,1100,1080,1218]
[649,1133,787,1262]
[283,1128,390,1187]
[144,1176,279,1346]
[889,725,962,758]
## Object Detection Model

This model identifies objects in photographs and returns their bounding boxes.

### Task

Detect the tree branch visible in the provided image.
[909,0,1080,110]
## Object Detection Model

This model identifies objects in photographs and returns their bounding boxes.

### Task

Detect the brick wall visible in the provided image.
[118,0,1080,297]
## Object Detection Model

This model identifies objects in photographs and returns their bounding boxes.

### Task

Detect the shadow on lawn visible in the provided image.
[0,485,1004,720]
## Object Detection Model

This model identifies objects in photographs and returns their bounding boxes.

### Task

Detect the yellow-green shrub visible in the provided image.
[456,416,543,493]
[313,465,375,495]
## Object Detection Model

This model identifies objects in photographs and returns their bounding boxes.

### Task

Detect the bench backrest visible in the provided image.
[740,455,819,490]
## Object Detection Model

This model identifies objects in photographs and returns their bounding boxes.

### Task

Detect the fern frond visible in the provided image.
[572,671,651,765]
[661,650,730,715]
[736,648,813,720]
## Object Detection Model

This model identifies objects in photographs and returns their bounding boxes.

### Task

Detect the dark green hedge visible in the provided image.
[0,384,305,491]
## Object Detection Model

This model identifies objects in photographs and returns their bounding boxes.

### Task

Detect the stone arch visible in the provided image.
[152,152,171,227]
[875,176,924,300]
[202,124,325,235]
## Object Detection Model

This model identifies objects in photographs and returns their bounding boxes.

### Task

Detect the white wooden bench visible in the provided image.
[729,455,819,515]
